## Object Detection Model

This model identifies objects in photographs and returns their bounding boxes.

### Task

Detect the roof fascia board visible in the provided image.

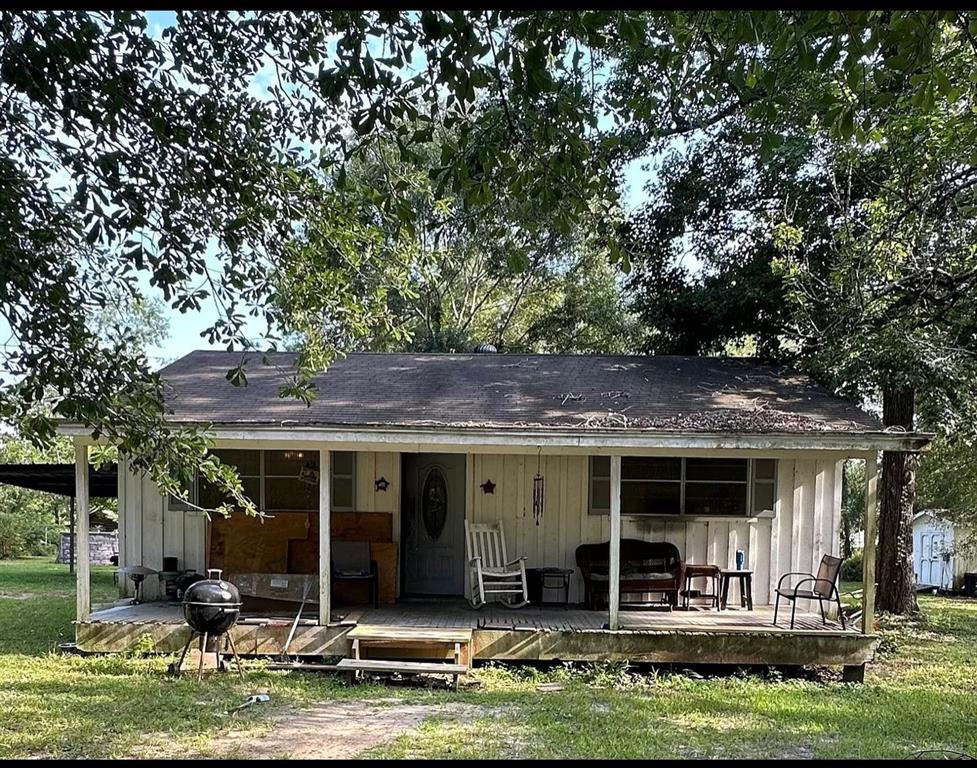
[57,422,929,453]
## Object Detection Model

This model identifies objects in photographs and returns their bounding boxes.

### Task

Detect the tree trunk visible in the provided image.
[875,386,919,614]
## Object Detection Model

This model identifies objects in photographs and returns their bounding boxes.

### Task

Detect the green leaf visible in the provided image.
[225,366,248,388]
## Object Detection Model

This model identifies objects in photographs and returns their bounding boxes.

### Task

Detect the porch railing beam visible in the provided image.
[74,439,90,621]
[609,454,622,630]
[861,453,879,634]
[319,448,331,626]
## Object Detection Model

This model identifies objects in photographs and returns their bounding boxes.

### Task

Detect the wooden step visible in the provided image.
[336,658,468,675]
[347,624,473,644]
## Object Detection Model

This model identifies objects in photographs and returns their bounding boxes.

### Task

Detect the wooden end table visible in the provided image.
[719,569,754,611]
[682,564,721,610]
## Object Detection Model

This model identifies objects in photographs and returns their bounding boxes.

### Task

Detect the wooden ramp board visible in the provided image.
[347,625,473,644]
[336,658,468,675]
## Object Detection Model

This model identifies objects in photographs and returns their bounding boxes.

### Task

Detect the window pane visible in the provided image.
[754,459,776,480]
[332,451,355,477]
[167,475,194,510]
[753,482,775,514]
[685,482,747,515]
[621,481,681,515]
[591,456,610,479]
[211,449,260,476]
[685,458,748,482]
[622,457,681,481]
[265,449,318,476]
[266,477,318,511]
[332,477,355,510]
[590,478,610,512]
[199,476,260,511]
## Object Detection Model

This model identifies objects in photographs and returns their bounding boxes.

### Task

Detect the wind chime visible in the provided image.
[532,448,544,526]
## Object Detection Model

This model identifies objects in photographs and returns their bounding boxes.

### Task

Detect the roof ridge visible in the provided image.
[179,349,783,364]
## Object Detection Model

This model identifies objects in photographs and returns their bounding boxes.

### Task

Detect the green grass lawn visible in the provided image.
[1,558,975,759]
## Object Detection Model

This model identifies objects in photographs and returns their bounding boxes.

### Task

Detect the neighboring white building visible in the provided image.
[912,509,977,590]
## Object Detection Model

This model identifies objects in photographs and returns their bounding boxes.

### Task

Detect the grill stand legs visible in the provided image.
[171,630,245,681]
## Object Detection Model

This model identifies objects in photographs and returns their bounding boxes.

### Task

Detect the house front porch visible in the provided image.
[75,599,875,675]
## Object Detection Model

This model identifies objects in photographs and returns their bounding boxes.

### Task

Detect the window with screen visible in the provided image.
[589,456,776,517]
[265,450,319,512]
[197,448,261,512]
[192,449,356,513]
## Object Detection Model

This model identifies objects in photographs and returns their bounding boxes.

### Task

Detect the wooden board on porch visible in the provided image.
[348,624,473,643]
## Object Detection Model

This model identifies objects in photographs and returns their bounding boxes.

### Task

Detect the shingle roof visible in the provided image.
[157,350,883,434]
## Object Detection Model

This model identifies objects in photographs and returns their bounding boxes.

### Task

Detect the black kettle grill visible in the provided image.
[183,569,242,634]
[173,569,245,680]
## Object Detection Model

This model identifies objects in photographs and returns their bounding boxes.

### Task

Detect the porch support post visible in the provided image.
[861,452,879,634]
[74,439,90,621]
[318,448,331,626]
[68,495,75,575]
[609,455,622,630]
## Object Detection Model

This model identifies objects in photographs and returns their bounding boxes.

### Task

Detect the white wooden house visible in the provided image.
[62,351,930,679]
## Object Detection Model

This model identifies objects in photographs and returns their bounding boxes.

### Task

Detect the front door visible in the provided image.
[401,453,466,596]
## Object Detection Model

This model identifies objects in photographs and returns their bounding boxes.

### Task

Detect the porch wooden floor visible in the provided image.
[78,599,871,668]
[86,600,851,635]
[348,603,850,634]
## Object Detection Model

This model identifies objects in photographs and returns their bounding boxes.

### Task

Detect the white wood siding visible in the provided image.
[469,454,845,605]
[121,450,845,607]
[117,458,207,600]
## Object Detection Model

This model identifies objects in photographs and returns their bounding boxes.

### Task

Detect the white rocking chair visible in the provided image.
[465,520,529,609]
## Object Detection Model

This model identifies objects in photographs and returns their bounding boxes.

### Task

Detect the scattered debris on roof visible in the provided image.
[157,351,884,435]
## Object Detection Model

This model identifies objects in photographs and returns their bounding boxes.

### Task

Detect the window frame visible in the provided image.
[588,456,777,519]
[188,449,357,514]
[330,451,357,512]
[263,450,320,513]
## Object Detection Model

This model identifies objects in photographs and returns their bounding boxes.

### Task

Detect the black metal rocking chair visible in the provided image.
[773,553,846,630]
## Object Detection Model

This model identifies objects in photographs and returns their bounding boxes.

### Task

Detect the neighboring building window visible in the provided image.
[331,451,356,512]
[588,456,776,517]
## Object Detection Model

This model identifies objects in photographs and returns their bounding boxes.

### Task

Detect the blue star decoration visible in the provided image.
[480,479,496,494]
[375,477,390,492]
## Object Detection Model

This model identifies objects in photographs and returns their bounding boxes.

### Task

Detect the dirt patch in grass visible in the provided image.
[205,698,488,759]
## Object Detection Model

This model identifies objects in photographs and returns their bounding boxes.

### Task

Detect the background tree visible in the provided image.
[0,10,627,505]
[622,122,830,358]
[280,133,642,355]
[4,10,975,591]
[611,11,977,614]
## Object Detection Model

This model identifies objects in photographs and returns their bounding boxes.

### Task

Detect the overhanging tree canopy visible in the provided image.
[2,12,973,584]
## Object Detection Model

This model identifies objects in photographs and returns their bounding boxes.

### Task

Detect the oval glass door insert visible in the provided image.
[422,468,448,541]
